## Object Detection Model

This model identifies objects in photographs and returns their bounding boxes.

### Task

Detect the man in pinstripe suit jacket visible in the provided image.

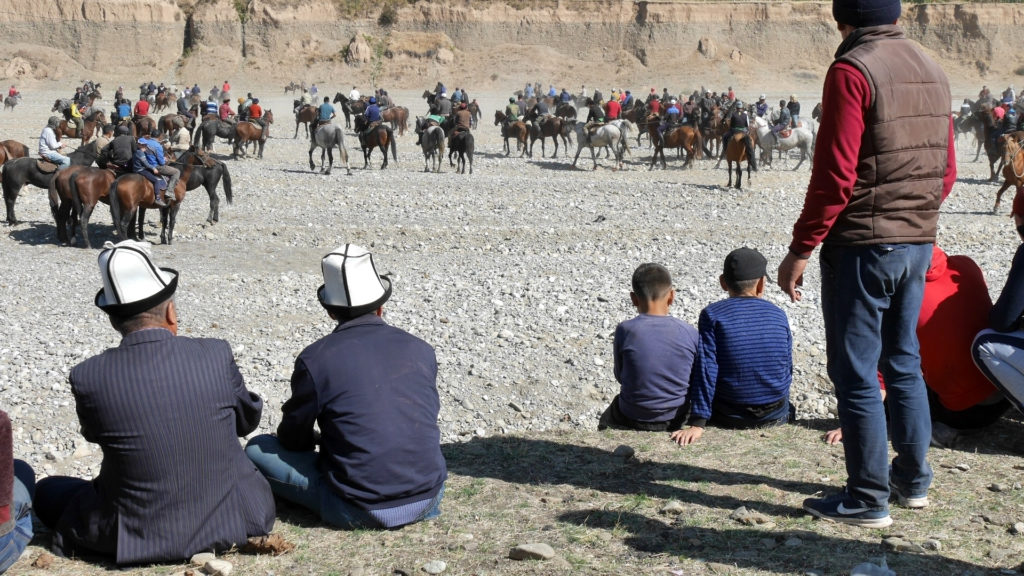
[33,241,275,565]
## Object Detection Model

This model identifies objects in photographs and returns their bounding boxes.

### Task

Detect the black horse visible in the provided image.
[332,93,367,129]
[171,154,233,223]
[192,118,236,152]
[3,142,102,224]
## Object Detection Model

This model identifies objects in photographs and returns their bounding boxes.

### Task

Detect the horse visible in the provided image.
[811,102,823,122]
[284,81,300,94]
[51,98,71,120]
[154,91,170,113]
[554,102,577,122]
[233,111,273,159]
[467,101,481,128]
[701,105,727,158]
[993,131,1024,214]
[3,142,103,224]
[172,153,234,224]
[724,132,757,189]
[523,109,572,158]
[193,117,236,152]
[572,121,626,170]
[294,104,316,138]
[448,130,474,174]
[57,109,107,143]
[620,103,651,147]
[332,93,366,129]
[308,123,352,176]
[158,113,194,138]
[353,115,398,169]
[648,122,704,170]
[3,95,20,112]
[493,110,529,157]
[382,106,409,136]
[108,148,207,245]
[418,122,446,173]
[0,140,29,165]
[752,116,813,170]
[52,165,115,248]
[134,115,157,140]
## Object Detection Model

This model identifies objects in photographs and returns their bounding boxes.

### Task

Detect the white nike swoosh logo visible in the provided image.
[836,502,869,515]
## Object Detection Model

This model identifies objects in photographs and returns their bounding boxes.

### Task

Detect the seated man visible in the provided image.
[583,98,605,135]
[772,99,792,135]
[39,116,70,169]
[132,140,169,207]
[0,409,34,574]
[598,263,698,431]
[313,96,335,134]
[219,97,236,124]
[974,194,1024,416]
[449,101,472,147]
[103,124,136,174]
[673,248,792,445]
[246,244,447,529]
[33,240,274,565]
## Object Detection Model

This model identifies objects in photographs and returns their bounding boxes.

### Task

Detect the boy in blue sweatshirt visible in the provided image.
[673,247,793,445]
[599,263,698,431]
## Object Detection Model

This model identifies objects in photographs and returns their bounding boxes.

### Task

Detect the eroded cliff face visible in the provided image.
[0,0,1017,91]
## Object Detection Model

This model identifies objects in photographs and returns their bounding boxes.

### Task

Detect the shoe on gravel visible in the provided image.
[803,491,892,528]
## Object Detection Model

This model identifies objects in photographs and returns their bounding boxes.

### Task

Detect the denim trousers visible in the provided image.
[972,328,1024,414]
[245,435,443,529]
[820,243,934,509]
[0,460,35,573]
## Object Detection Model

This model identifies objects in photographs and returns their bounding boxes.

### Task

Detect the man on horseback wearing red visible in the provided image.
[249,98,265,130]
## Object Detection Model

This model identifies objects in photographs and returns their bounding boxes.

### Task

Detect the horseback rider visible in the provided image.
[682,96,697,125]
[133,139,169,208]
[657,99,680,143]
[531,98,551,129]
[584,98,605,136]
[648,95,661,117]
[70,100,85,138]
[139,131,180,207]
[298,87,313,111]
[605,96,621,122]
[756,94,769,118]
[39,116,71,170]
[505,97,520,126]
[176,92,194,124]
[592,88,604,105]
[169,124,191,154]
[722,100,757,171]
[132,97,150,121]
[959,99,972,119]
[787,95,800,127]
[362,96,383,141]
[560,87,572,104]
[435,92,452,118]
[248,98,265,130]
[449,101,472,148]
[237,97,248,121]
[104,124,137,175]
[349,86,360,102]
[524,83,535,100]
[219,98,236,124]
[312,96,336,134]
[772,102,792,135]
[203,96,218,119]
[452,87,463,104]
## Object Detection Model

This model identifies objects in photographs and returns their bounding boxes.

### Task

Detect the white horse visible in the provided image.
[308,123,352,175]
[420,125,446,172]
[752,115,814,170]
[573,121,626,170]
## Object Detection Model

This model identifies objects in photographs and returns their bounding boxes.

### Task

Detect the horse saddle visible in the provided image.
[779,129,792,139]
[37,160,59,173]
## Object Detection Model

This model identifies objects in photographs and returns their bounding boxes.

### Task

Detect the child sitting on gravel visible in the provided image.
[598,263,698,432]
[673,247,793,446]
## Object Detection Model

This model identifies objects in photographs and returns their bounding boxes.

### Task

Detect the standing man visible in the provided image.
[246,244,447,529]
[777,0,956,528]
[33,241,275,564]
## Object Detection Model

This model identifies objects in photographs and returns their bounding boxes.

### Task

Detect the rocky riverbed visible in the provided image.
[0,88,1015,483]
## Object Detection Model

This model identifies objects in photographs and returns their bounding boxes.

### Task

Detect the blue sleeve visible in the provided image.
[991,243,1024,332]
[687,309,718,426]
[277,358,319,452]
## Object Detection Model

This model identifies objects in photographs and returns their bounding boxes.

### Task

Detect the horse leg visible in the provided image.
[727,160,734,187]
[206,183,219,225]
[325,148,333,176]
[166,205,180,245]
[79,202,95,249]
[3,181,20,225]
[135,207,145,241]
[993,180,1014,214]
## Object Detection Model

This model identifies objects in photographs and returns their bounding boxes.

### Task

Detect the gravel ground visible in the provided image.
[0,87,1016,483]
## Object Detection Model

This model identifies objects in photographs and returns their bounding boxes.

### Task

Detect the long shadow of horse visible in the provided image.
[530,160,577,172]
[443,436,829,519]
[557,509,990,574]
[958,177,1001,186]
[6,222,60,246]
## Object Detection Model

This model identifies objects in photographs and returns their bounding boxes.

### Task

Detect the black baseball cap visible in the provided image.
[723,247,769,283]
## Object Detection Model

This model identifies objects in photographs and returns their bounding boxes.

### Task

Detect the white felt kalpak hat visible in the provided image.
[317,244,391,316]
[94,240,178,316]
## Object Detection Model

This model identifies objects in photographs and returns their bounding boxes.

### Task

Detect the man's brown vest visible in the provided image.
[827,26,951,246]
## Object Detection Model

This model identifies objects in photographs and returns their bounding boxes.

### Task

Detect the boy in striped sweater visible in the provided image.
[672,248,793,445]
[599,263,699,432]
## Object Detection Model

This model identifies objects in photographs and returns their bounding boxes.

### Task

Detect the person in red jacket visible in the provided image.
[605,97,621,121]
[825,245,1009,444]
[133,98,150,120]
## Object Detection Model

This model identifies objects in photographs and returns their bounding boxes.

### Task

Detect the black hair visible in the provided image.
[725,277,760,294]
[631,263,672,302]
[109,299,172,336]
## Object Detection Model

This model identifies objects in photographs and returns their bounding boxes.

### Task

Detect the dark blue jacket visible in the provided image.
[364,104,382,123]
[278,314,446,512]
[55,329,274,564]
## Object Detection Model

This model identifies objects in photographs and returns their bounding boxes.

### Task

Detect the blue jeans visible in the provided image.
[973,328,1024,414]
[0,460,35,573]
[820,243,934,509]
[41,150,70,169]
[244,435,443,529]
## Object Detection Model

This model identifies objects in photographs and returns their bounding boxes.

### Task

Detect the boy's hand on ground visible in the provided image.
[824,428,843,445]
[777,252,808,302]
[671,426,704,446]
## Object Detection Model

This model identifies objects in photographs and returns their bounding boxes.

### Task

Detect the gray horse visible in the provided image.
[752,115,814,170]
[419,125,446,173]
[308,124,352,176]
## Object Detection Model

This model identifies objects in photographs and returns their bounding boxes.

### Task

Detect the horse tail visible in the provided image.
[389,127,398,162]
[109,177,124,238]
[48,171,62,225]
[438,130,446,162]
[694,128,704,160]
[220,162,233,204]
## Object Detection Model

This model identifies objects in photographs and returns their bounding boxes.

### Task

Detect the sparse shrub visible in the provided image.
[1015,65,1024,77]
[233,0,248,23]
[378,2,398,27]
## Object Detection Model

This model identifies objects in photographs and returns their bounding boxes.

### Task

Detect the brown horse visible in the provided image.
[523,110,572,158]
[233,111,273,158]
[724,132,756,189]
[50,165,116,248]
[154,91,170,113]
[993,131,1024,214]
[493,110,529,157]
[294,105,316,138]
[158,113,194,137]
[353,115,398,169]
[648,123,704,170]
[382,106,409,136]
[134,116,157,139]
[0,140,29,165]
[108,149,207,244]
[57,109,107,143]
[702,106,727,158]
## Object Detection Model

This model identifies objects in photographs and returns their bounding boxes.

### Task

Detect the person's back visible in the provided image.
[605,98,621,120]
[106,133,135,169]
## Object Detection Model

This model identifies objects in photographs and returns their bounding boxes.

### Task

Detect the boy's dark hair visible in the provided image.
[631,263,672,302]
[725,277,760,294]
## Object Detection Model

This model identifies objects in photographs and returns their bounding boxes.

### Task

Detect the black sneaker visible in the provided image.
[803,491,892,528]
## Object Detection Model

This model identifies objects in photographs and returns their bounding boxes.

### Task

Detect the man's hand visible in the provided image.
[670,426,704,446]
[824,428,843,445]
[777,251,809,302]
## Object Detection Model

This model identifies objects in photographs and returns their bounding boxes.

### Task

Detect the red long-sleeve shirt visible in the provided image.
[789,63,957,256]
